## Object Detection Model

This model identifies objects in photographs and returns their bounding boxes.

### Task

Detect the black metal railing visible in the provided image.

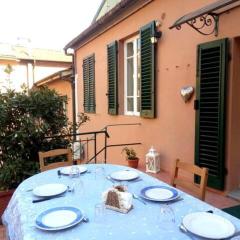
[45,123,141,164]
[103,123,141,164]
[45,130,109,164]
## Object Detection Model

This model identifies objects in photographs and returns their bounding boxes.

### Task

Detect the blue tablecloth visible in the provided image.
[2,164,240,240]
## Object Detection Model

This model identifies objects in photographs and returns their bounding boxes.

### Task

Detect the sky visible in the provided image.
[0,0,101,50]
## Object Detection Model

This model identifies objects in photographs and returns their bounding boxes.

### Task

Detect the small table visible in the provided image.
[2,164,240,240]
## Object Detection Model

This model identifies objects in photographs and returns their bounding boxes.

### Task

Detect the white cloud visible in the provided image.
[0,0,100,50]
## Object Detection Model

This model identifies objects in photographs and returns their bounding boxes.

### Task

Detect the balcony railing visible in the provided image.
[45,123,141,164]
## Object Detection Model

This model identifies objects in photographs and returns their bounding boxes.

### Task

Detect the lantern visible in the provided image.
[146,146,160,173]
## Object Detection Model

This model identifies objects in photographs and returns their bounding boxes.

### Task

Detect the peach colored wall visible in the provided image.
[75,0,240,192]
[46,80,73,122]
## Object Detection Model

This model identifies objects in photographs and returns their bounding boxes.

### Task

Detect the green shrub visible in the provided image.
[121,147,138,160]
[0,87,88,190]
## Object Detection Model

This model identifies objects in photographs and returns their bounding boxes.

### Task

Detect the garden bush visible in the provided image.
[0,86,88,190]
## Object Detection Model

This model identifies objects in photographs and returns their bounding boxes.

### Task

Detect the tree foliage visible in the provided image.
[0,87,88,190]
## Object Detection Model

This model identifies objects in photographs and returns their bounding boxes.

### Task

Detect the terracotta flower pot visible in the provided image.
[0,189,14,224]
[127,158,139,169]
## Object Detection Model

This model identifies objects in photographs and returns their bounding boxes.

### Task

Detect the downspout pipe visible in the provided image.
[65,48,76,140]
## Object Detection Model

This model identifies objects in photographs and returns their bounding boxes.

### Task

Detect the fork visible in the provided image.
[83,217,89,223]
[106,175,115,183]
[67,185,74,193]
[179,224,194,239]
[57,170,62,178]
[26,188,33,192]
[132,194,147,205]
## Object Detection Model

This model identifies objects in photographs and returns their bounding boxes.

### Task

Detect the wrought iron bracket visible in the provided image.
[176,13,219,36]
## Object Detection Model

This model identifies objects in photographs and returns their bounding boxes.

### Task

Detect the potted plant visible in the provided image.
[122,147,139,169]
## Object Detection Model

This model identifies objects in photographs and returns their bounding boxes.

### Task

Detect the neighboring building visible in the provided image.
[35,68,73,122]
[65,0,240,192]
[0,43,71,91]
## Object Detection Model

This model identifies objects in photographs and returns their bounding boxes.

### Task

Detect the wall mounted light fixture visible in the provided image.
[151,31,162,44]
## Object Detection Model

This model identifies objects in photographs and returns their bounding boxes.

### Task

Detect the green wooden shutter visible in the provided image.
[83,57,89,112]
[107,41,118,115]
[83,54,95,113]
[140,21,156,118]
[195,38,228,190]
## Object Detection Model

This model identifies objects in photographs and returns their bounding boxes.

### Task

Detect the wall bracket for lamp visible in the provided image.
[169,0,240,37]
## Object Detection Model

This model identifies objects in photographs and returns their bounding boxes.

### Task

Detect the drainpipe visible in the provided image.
[32,59,36,84]
[65,48,76,140]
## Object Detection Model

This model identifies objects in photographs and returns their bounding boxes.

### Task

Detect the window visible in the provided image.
[124,36,140,116]
[107,21,157,118]
[83,54,95,113]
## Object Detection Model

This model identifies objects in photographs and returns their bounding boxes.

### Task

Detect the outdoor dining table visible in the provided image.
[2,163,240,240]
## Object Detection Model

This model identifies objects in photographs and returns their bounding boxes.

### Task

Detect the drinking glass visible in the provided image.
[95,166,106,179]
[94,166,106,191]
[119,180,128,190]
[94,202,106,224]
[69,165,84,195]
[158,204,175,231]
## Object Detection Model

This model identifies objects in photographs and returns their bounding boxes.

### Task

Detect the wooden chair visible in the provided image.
[170,159,208,201]
[38,148,73,172]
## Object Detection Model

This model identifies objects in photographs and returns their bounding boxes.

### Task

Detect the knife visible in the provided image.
[32,195,64,203]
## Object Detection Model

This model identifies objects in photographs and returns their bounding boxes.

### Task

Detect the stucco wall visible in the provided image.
[45,80,73,122]
[0,59,70,91]
[75,0,240,192]
[0,61,27,91]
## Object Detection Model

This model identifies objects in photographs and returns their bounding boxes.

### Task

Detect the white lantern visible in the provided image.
[146,146,160,173]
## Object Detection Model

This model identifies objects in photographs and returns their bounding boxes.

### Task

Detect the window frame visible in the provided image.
[124,35,140,116]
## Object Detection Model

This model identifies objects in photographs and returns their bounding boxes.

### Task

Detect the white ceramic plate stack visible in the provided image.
[33,183,68,197]
[60,165,87,175]
[110,170,139,181]
[35,206,83,231]
[182,212,235,239]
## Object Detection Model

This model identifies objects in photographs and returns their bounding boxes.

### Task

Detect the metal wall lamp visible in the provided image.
[151,31,162,44]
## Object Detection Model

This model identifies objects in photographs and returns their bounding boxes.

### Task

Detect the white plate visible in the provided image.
[110,170,139,181]
[140,186,179,202]
[183,212,235,239]
[60,165,87,175]
[35,207,83,231]
[33,183,67,197]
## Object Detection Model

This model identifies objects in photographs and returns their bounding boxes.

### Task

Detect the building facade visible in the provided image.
[35,68,73,122]
[65,0,240,192]
[0,43,71,91]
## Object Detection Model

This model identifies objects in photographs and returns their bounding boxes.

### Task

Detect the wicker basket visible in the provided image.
[0,190,14,225]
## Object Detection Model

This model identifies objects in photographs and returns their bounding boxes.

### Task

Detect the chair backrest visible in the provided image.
[170,159,208,201]
[38,148,72,172]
